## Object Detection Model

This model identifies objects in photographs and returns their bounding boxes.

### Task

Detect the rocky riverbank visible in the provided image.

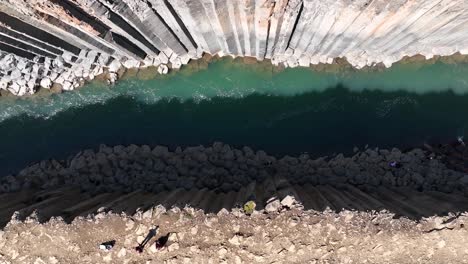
[1,142,468,262]
[2,142,467,196]
[0,47,183,97]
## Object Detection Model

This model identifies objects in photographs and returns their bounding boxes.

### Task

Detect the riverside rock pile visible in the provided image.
[0,47,172,96]
[2,142,467,196]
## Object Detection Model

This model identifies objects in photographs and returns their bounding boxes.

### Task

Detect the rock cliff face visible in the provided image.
[0,0,467,96]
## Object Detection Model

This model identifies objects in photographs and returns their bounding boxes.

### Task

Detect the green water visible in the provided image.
[1,58,468,122]
[1,58,468,175]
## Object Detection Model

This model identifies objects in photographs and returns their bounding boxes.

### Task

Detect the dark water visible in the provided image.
[1,85,467,176]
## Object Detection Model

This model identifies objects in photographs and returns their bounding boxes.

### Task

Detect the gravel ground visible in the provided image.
[1,203,468,264]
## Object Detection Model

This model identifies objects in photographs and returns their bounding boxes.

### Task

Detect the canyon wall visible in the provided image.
[0,0,467,96]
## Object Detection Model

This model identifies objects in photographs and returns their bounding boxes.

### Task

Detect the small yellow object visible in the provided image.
[243,201,256,215]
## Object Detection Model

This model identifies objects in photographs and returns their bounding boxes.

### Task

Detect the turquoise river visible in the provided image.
[1,58,468,175]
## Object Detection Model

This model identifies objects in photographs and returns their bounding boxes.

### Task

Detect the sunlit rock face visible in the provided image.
[0,0,467,96]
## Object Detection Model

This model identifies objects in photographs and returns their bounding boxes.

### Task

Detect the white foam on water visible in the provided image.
[0,60,467,123]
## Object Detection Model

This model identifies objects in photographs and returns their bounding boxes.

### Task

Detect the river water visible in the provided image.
[1,58,468,175]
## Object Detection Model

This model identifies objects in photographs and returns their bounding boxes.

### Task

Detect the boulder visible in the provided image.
[265,198,281,213]
[0,79,8,90]
[142,57,154,68]
[152,146,169,158]
[171,58,182,69]
[108,60,122,73]
[108,72,118,84]
[40,78,52,89]
[157,64,169,74]
[280,195,297,208]
[62,81,73,91]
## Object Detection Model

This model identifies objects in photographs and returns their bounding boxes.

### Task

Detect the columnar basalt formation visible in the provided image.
[0,0,467,96]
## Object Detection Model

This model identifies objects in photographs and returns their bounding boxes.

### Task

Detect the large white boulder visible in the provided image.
[53,57,64,68]
[98,54,110,65]
[171,57,182,69]
[142,56,155,68]
[265,198,282,213]
[8,82,20,95]
[74,67,84,78]
[40,78,52,89]
[108,72,118,84]
[0,54,15,70]
[17,60,28,71]
[0,79,8,90]
[157,64,169,75]
[93,66,104,76]
[49,72,59,82]
[10,70,21,80]
[27,79,36,94]
[62,81,73,91]
[108,60,122,73]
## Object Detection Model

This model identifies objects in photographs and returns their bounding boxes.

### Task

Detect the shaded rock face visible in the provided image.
[1,142,468,196]
[0,0,467,96]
